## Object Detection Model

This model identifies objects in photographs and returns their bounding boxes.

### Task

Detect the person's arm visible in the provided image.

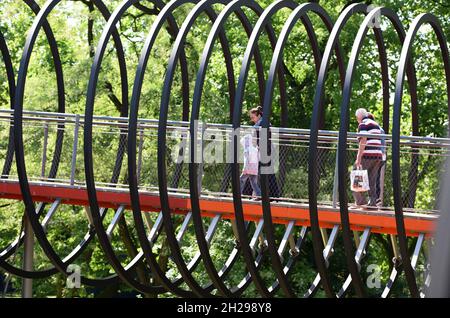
[355,137,366,169]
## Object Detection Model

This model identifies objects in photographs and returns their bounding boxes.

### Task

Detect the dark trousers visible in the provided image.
[240,174,261,196]
[376,161,386,204]
[242,173,280,198]
[352,157,383,206]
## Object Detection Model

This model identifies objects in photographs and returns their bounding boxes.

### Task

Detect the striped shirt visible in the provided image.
[358,117,383,159]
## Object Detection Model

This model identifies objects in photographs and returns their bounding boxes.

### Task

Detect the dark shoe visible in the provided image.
[363,204,378,211]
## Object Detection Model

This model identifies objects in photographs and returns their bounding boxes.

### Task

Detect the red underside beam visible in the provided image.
[0,181,436,237]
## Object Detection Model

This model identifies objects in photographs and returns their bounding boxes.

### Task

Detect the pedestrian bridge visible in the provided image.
[0,109,444,298]
[1,0,449,298]
[0,109,440,236]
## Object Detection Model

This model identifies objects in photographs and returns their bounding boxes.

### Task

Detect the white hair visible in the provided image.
[355,108,368,119]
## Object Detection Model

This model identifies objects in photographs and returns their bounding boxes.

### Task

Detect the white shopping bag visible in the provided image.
[350,169,370,192]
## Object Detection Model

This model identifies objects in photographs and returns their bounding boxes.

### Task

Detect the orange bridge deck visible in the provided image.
[0,180,436,237]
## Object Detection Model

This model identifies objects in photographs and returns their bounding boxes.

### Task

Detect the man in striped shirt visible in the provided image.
[352,108,383,208]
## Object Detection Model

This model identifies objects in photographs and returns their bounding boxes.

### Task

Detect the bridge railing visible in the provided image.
[0,108,448,213]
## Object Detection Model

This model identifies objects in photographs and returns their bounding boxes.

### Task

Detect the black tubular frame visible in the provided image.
[260,2,341,298]
[390,13,450,298]
[1,0,449,298]
[0,0,109,282]
[84,0,173,295]
[158,0,246,297]
[189,0,301,297]
[336,6,416,297]
[127,0,204,297]
[188,0,268,297]
[231,0,303,298]
[12,0,133,287]
[307,2,364,298]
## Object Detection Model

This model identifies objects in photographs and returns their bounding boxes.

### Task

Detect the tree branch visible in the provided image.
[79,0,94,58]
[133,2,160,15]
[104,81,123,113]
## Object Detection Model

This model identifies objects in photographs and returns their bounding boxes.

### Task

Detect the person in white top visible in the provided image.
[240,133,261,198]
